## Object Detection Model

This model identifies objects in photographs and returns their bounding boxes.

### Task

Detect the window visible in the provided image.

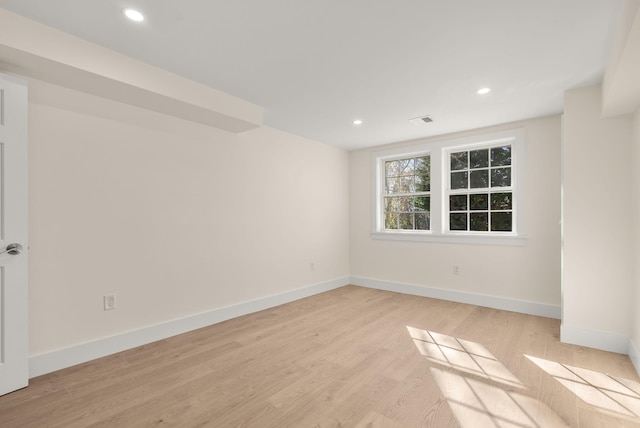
[447,144,514,232]
[383,155,431,230]
[372,129,526,245]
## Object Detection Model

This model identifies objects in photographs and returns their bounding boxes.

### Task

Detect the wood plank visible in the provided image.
[1,285,639,427]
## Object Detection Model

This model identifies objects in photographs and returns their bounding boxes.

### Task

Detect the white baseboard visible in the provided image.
[630,339,640,376]
[29,277,350,378]
[35,276,637,379]
[356,275,635,361]
[350,276,561,319]
[560,324,630,355]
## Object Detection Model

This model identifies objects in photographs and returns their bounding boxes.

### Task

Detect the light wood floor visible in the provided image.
[2,285,640,427]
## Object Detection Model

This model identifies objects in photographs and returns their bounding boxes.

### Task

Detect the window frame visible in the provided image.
[444,141,515,234]
[371,129,527,246]
[382,154,432,232]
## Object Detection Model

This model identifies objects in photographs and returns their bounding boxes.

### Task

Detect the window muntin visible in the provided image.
[372,129,525,245]
[447,144,514,233]
[383,155,431,231]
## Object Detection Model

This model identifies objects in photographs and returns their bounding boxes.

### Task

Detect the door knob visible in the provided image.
[1,243,23,255]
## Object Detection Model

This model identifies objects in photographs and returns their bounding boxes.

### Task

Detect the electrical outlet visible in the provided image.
[453,265,460,275]
[310,262,315,272]
[104,294,116,311]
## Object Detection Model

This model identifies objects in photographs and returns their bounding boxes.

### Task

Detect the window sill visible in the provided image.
[371,231,528,246]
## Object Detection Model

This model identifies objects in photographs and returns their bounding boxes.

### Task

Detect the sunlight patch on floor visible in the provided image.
[526,355,640,419]
[407,326,568,428]
[406,325,524,389]
[430,367,566,428]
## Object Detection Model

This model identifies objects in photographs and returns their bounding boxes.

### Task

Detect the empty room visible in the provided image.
[1,0,640,426]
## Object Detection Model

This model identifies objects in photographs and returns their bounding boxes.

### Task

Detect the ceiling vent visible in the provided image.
[409,115,434,126]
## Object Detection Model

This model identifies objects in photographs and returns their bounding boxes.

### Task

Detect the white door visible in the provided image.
[0,73,28,396]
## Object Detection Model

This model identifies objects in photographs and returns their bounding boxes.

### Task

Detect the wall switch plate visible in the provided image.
[104,294,116,311]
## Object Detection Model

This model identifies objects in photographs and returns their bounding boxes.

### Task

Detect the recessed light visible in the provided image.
[123,8,145,22]
[353,119,363,125]
[477,87,491,95]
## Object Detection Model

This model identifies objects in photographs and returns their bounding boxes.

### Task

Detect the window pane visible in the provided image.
[386,196,416,213]
[470,212,489,231]
[385,160,397,177]
[491,192,512,210]
[384,197,392,213]
[385,212,398,229]
[385,177,397,194]
[398,158,415,175]
[415,213,430,230]
[415,155,430,191]
[415,156,430,171]
[415,174,430,192]
[451,152,468,171]
[384,197,398,213]
[469,194,488,210]
[470,149,489,168]
[469,169,489,188]
[491,167,511,187]
[398,176,415,193]
[415,196,430,212]
[450,195,467,211]
[491,212,512,231]
[399,213,413,229]
[397,197,413,212]
[450,213,467,230]
[451,171,468,189]
[491,145,511,166]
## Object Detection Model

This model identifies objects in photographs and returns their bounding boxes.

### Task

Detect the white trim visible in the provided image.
[350,276,560,319]
[371,128,527,243]
[31,277,638,378]
[29,277,349,378]
[560,324,630,355]
[629,339,640,376]
[371,231,528,246]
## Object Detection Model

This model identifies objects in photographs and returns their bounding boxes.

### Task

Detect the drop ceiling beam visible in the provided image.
[0,9,263,133]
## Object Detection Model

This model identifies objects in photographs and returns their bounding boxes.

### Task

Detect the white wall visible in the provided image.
[27,79,350,357]
[562,84,633,352]
[349,116,561,309]
[631,107,640,364]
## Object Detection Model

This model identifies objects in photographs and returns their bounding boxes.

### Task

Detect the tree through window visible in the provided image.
[448,145,513,232]
[384,155,431,230]
[372,129,525,244]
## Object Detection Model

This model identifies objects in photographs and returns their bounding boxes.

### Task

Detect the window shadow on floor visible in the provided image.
[406,326,568,428]
[526,355,640,420]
